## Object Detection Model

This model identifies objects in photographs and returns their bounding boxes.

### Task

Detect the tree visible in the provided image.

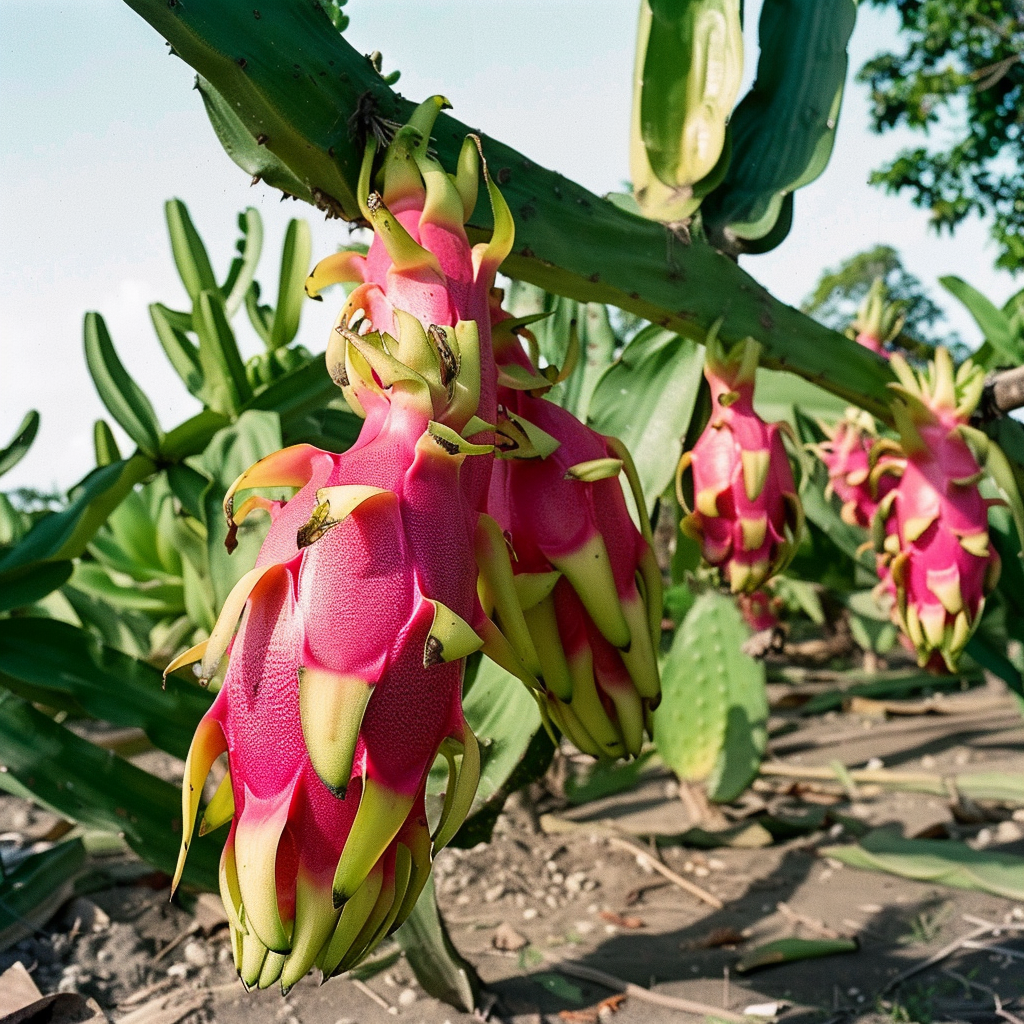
[801,244,961,355]
[859,0,1024,272]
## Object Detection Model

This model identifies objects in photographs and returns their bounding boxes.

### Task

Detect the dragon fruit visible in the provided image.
[469,302,662,760]
[871,348,1011,670]
[813,409,898,530]
[677,329,803,593]
[848,277,903,359]
[737,590,781,633]
[167,97,521,991]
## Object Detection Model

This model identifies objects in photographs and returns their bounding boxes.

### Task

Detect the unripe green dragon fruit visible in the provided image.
[677,329,803,593]
[168,97,520,992]
[871,348,1017,670]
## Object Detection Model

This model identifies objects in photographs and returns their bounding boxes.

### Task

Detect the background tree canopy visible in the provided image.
[860,0,1024,272]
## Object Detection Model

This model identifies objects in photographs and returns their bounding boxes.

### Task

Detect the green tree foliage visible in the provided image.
[802,245,959,353]
[860,1,1024,271]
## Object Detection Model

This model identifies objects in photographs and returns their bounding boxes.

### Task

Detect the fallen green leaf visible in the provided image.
[534,972,585,1003]
[735,937,858,974]
[822,829,1024,900]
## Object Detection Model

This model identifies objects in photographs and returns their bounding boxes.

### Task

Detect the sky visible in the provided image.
[1,0,1017,493]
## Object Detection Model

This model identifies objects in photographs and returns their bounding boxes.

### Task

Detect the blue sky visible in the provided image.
[1,0,1016,491]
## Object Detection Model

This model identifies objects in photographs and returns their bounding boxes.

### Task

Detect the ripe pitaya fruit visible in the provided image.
[167,97,520,991]
[677,329,803,593]
[813,409,897,529]
[480,305,663,759]
[872,348,1015,670]
[848,277,903,359]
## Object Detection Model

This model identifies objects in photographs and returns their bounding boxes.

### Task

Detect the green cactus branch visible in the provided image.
[121,0,895,419]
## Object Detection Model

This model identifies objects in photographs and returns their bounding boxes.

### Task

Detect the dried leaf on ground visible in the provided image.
[682,926,746,950]
[598,911,644,929]
[0,962,108,1023]
[559,993,628,1023]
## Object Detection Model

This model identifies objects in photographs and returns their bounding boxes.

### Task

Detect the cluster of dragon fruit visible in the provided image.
[167,100,1018,991]
[168,99,662,990]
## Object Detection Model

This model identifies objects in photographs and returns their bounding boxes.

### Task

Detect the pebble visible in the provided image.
[398,988,417,1007]
[523,908,538,920]
[57,966,83,994]
[996,821,1023,843]
[564,872,587,894]
[167,963,189,979]
[484,883,505,903]
[183,941,211,968]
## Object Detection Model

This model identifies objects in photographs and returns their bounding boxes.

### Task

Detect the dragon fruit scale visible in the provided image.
[480,307,663,760]
[166,97,522,991]
[677,328,803,594]
[872,348,1017,671]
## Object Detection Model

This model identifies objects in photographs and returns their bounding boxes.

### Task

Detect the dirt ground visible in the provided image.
[0,674,1021,1024]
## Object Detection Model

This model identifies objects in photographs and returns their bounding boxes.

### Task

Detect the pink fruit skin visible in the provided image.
[176,100,513,987]
[874,350,1002,670]
[681,345,801,593]
[817,417,899,530]
[854,330,890,359]
[483,305,661,756]
[737,591,780,632]
[199,394,477,951]
[888,420,998,665]
[489,391,648,604]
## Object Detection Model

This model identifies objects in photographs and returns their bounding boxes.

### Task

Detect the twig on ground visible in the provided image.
[944,970,1024,1024]
[995,999,1024,1024]
[962,914,1024,932]
[351,978,397,1014]
[880,922,996,994]
[777,901,842,939]
[551,960,750,1022]
[152,922,198,962]
[961,939,1024,961]
[769,709,1023,756]
[605,836,723,909]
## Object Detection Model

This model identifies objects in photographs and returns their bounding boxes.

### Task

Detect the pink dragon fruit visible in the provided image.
[848,277,903,359]
[737,590,781,633]
[677,329,803,593]
[470,303,662,759]
[813,409,898,529]
[167,98,521,991]
[872,348,1010,670]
